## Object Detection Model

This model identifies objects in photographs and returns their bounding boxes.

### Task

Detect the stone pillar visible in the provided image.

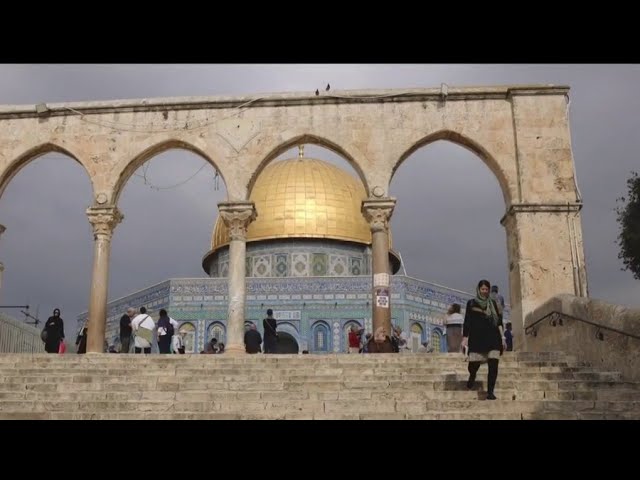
[218,201,257,355]
[362,198,396,336]
[0,224,5,299]
[86,206,123,353]
[501,203,587,348]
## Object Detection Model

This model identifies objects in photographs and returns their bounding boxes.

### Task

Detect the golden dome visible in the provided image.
[211,157,373,250]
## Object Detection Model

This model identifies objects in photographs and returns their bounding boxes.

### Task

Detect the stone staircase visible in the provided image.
[0,352,638,419]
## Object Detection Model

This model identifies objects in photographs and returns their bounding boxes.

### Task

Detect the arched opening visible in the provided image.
[390,138,510,322]
[431,329,443,353]
[343,320,362,352]
[109,148,227,311]
[248,136,368,196]
[277,331,299,354]
[233,144,399,279]
[179,322,196,353]
[410,323,424,352]
[0,149,94,338]
[208,322,226,345]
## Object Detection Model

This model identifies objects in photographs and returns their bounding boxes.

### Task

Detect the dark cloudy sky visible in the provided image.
[0,64,638,336]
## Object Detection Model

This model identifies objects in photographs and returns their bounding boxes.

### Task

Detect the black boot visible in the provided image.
[467,361,480,389]
[487,359,499,400]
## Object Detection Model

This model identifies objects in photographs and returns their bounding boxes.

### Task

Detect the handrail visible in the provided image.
[525,310,640,341]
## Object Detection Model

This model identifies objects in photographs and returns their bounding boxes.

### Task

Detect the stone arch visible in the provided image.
[0,142,95,201]
[391,129,513,207]
[247,134,369,196]
[111,138,229,204]
[276,321,300,341]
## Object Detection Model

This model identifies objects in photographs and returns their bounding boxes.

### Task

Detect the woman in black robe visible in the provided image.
[461,280,505,400]
[156,309,173,354]
[43,308,65,353]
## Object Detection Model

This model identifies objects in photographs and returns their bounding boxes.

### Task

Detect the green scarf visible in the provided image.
[475,287,499,326]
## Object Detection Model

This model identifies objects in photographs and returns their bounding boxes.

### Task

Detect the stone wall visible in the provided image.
[524,294,640,382]
[0,312,44,353]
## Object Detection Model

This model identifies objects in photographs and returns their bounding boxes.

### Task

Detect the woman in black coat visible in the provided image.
[43,308,65,353]
[461,280,506,400]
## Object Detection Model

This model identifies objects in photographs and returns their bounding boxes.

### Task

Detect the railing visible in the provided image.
[525,311,640,342]
[0,312,45,353]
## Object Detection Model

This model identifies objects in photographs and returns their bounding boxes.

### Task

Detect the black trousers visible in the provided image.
[120,335,131,353]
[158,337,172,354]
[263,336,277,354]
[468,359,499,394]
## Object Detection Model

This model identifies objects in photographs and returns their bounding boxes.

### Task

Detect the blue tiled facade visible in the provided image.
[78,274,510,354]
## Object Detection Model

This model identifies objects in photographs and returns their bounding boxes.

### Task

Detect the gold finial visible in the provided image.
[298,145,304,158]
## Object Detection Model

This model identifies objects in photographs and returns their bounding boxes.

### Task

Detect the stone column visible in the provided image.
[501,202,587,349]
[86,206,123,353]
[362,198,396,336]
[218,201,257,355]
[0,224,5,298]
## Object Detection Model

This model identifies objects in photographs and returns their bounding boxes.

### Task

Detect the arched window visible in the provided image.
[312,322,330,352]
[431,330,442,352]
[208,322,226,345]
[179,322,196,353]
[410,323,424,352]
[343,320,362,352]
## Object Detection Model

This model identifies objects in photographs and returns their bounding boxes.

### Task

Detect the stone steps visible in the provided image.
[0,372,624,382]
[1,379,637,392]
[0,400,638,420]
[2,411,637,420]
[0,352,637,419]
[1,388,638,402]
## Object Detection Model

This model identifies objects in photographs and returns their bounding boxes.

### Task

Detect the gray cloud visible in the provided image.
[0,64,638,337]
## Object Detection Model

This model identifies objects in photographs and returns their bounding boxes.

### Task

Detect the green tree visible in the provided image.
[616,171,640,280]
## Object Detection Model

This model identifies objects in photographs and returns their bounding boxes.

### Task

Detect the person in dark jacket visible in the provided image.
[76,325,88,354]
[202,338,218,354]
[119,307,135,354]
[504,322,513,351]
[156,309,173,354]
[43,308,65,353]
[262,309,278,354]
[244,323,262,354]
[461,279,506,400]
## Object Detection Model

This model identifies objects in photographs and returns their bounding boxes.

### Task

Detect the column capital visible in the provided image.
[500,202,583,226]
[86,206,123,239]
[362,198,396,233]
[218,201,257,241]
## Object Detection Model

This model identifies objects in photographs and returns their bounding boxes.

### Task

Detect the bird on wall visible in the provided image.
[326,83,330,91]
[315,89,319,96]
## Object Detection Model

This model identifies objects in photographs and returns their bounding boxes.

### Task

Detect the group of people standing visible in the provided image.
[118,307,187,354]
[242,308,279,354]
